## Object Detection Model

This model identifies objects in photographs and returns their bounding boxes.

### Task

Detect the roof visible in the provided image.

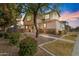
[59,21,68,23]
[42,9,60,17]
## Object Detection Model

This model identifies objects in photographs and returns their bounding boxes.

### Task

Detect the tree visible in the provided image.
[0,4,20,32]
[20,3,60,38]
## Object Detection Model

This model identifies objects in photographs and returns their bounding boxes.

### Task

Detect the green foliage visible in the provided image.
[46,29,56,34]
[0,32,8,38]
[19,36,37,56]
[4,32,9,39]
[0,32,4,38]
[8,32,20,45]
[0,4,20,31]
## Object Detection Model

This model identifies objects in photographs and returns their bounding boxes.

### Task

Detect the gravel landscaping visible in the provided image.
[62,32,77,41]
[42,40,74,56]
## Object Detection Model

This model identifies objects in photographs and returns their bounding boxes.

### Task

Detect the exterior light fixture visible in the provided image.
[26,26,28,29]
[43,23,46,28]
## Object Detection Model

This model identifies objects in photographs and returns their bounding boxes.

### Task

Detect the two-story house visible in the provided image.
[22,10,68,34]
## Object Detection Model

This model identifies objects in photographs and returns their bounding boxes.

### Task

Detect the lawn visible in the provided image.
[63,32,77,41]
[42,40,74,56]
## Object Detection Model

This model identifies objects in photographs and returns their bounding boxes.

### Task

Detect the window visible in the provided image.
[45,14,49,19]
[26,26,28,29]
[27,16,31,21]
[43,23,46,28]
[50,12,59,20]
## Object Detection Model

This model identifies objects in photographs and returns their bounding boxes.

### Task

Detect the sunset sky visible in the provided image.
[59,3,79,28]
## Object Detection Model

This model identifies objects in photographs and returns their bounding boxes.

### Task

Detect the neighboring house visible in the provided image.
[15,15,25,32]
[16,15,25,29]
[23,15,34,32]
[22,10,68,34]
[37,10,68,34]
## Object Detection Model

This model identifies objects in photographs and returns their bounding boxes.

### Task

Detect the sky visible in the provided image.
[59,3,79,28]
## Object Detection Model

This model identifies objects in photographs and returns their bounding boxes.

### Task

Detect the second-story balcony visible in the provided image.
[23,19,33,26]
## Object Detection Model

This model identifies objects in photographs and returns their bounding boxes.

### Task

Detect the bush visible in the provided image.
[4,32,9,39]
[46,29,56,34]
[70,34,77,37]
[0,32,7,38]
[0,32,4,38]
[19,36,37,56]
[8,32,20,45]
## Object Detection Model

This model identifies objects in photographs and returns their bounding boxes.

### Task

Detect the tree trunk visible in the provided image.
[4,27,8,33]
[33,13,38,38]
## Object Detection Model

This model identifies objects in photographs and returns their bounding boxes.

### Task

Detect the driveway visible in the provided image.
[24,32,55,45]
[36,36,55,45]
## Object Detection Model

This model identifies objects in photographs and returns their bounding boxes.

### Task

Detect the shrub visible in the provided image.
[0,32,4,38]
[19,36,37,56]
[4,32,9,39]
[0,32,7,38]
[8,32,20,45]
[46,29,56,34]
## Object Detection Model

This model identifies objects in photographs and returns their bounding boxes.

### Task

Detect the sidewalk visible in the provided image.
[72,34,79,56]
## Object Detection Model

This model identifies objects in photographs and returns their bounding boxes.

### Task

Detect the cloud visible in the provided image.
[59,11,79,21]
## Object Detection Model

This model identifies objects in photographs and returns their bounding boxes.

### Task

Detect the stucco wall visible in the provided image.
[46,21,56,29]
[50,12,59,20]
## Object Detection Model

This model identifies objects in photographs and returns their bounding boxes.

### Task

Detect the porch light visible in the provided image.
[43,23,46,28]
[26,26,28,29]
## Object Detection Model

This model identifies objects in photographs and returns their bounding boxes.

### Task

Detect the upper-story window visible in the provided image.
[27,16,32,21]
[50,11,59,20]
[45,14,49,19]
[43,23,47,28]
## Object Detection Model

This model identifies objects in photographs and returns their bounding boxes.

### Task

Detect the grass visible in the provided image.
[63,32,77,41]
[42,40,74,56]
